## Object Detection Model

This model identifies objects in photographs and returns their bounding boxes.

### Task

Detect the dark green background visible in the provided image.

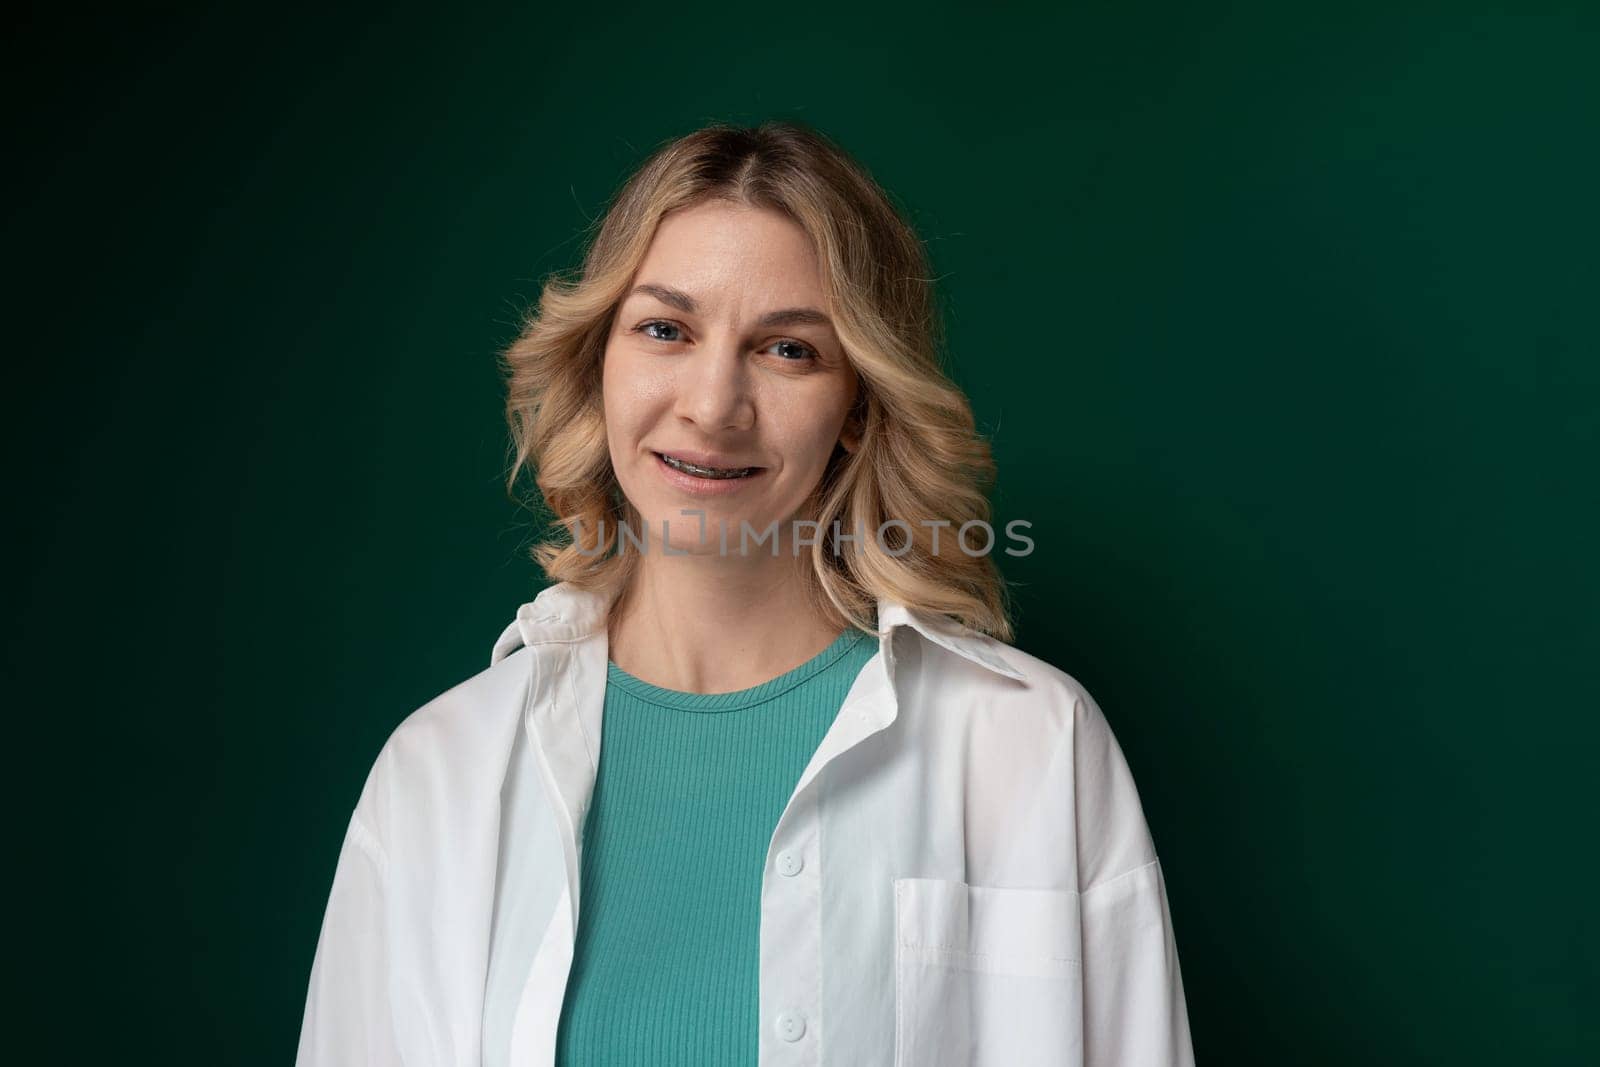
[8,3,1594,1062]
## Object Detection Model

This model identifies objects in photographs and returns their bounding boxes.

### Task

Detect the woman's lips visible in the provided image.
[652,451,767,496]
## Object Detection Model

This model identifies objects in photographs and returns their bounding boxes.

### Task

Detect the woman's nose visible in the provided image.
[675,339,755,432]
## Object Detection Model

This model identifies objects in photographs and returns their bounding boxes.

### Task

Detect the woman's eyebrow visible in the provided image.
[631,283,698,313]
[757,307,833,329]
[630,283,833,330]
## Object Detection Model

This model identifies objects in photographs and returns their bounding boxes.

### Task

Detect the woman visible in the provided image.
[297,121,1195,1066]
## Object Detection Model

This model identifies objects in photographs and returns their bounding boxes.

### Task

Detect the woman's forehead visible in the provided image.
[634,204,826,307]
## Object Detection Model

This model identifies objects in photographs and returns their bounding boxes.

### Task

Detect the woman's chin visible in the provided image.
[628,513,778,558]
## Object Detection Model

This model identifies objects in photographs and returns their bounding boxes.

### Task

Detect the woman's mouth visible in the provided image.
[653,452,763,481]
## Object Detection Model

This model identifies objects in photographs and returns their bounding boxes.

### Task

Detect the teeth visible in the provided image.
[660,453,757,480]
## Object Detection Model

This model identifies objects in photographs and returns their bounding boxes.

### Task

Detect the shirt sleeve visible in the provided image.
[1073,685,1197,1067]
[296,809,404,1066]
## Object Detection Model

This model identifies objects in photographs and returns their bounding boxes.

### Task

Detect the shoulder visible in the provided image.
[969,635,1138,774]
[904,623,1132,766]
[912,625,1115,742]
[978,638,1161,888]
[992,639,1125,744]
[382,644,532,762]
[910,628,1161,887]
[347,644,534,848]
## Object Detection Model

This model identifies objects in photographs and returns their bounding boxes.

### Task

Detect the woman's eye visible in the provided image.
[766,339,818,362]
[634,320,814,362]
[637,320,682,343]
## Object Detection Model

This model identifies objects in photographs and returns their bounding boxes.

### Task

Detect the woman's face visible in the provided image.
[602,200,860,556]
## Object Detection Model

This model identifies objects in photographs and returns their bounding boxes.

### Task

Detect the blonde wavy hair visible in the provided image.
[500,120,1016,642]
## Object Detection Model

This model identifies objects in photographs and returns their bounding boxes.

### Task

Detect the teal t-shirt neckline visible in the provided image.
[605,627,874,713]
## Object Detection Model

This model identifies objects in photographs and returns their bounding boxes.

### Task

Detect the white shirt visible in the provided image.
[297,580,1196,1066]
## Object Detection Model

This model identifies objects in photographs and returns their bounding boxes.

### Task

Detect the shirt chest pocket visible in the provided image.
[893,877,1084,1067]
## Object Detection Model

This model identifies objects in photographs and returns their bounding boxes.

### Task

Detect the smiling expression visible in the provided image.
[601,200,860,556]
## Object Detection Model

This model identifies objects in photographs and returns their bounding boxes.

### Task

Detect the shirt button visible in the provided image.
[776,850,803,877]
[775,1011,807,1042]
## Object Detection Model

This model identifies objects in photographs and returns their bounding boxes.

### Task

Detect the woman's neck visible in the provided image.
[606,551,845,695]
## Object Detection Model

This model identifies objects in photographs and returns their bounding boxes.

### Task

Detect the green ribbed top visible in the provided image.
[552,626,879,1066]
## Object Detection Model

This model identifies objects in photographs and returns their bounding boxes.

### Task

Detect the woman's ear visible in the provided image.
[839,388,866,454]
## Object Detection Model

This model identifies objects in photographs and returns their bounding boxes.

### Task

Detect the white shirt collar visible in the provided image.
[492,580,1027,684]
